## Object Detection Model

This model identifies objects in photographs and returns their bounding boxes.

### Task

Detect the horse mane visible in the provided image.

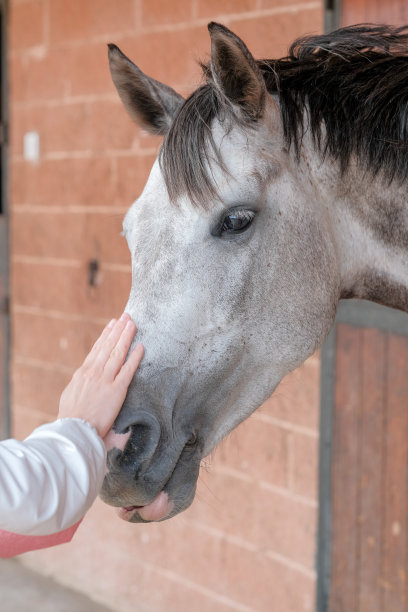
[160,24,408,207]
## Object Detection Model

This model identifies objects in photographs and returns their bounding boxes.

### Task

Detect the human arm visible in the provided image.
[0,419,105,536]
[0,314,143,536]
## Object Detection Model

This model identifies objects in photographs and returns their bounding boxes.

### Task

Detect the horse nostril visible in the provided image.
[118,412,161,471]
[132,423,154,453]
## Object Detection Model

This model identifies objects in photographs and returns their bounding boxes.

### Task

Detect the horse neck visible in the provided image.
[326,164,408,313]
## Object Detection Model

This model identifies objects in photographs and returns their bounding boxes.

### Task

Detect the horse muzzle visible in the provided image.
[99,410,201,522]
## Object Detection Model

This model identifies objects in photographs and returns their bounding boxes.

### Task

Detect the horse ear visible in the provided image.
[208,22,266,120]
[108,44,184,135]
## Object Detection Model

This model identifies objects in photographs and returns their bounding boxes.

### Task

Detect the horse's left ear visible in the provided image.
[108,44,184,135]
[208,22,266,120]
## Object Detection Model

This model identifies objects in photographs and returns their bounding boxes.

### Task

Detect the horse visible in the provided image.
[100,23,408,523]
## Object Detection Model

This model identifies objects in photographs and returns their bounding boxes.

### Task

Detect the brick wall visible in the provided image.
[9,1,323,610]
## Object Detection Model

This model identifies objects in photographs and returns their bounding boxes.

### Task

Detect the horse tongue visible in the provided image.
[137,491,174,522]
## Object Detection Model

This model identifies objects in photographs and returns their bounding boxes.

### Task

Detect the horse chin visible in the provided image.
[116,491,174,523]
[100,447,200,522]
[115,485,196,523]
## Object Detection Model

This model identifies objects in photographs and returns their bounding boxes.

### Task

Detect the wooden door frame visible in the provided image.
[316,300,408,611]
[0,0,9,439]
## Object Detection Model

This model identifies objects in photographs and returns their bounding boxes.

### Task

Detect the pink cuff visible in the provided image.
[0,520,82,558]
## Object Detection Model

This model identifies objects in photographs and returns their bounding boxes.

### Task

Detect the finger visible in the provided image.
[93,313,132,368]
[82,318,116,367]
[115,342,144,387]
[104,319,138,379]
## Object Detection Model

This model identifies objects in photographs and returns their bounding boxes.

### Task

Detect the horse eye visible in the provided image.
[220,209,256,235]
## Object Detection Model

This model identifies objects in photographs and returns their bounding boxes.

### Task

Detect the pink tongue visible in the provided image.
[137,492,174,522]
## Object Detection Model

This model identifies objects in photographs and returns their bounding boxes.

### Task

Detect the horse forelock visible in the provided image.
[160,24,408,209]
[160,83,244,209]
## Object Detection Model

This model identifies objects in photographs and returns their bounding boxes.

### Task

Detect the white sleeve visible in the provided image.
[0,418,107,536]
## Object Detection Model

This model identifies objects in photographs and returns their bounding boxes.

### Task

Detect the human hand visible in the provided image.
[58,313,144,438]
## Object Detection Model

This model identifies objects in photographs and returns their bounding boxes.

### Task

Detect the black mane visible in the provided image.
[161,24,408,206]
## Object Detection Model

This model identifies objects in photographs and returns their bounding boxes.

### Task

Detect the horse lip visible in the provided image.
[123,504,143,511]
[117,491,174,522]
[116,506,140,521]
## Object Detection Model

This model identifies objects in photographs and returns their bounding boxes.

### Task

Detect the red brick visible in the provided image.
[67,43,119,97]
[11,103,93,156]
[12,260,131,318]
[137,130,164,153]
[215,414,290,488]
[109,568,243,612]
[10,105,35,157]
[259,356,320,430]
[260,0,321,7]
[196,0,256,19]
[10,50,69,104]
[231,8,323,58]
[33,499,315,612]
[290,431,319,500]
[49,0,90,43]
[48,0,136,46]
[12,210,129,265]
[134,506,315,612]
[10,42,114,104]
[9,0,44,51]
[115,26,208,90]
[141,0,194,27]
[89,100,138,152]
[11,98,140,158]
[43,102,96,153]
[113,153,157,205]
[12,311,105,369]
[189,467,317,569]
[12,361,71,420]
[11,404,50,441]
[11,157,118,207]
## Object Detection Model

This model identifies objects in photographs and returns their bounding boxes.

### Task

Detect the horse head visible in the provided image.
[101,23,408,522]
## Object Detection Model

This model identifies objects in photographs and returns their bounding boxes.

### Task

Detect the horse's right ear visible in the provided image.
[108,44,184,135]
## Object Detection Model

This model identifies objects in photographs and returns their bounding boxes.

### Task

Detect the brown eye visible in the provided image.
[220,209,256,235]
